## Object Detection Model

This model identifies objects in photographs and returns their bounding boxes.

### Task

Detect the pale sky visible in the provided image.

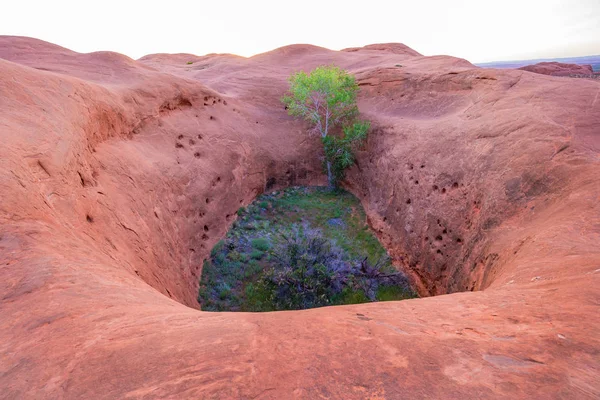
[2,0,599,63]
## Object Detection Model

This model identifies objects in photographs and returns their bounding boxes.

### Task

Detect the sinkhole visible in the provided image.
[198,186,417,311]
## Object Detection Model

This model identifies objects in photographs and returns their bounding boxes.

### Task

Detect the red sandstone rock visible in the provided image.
[1,36,599,399]
[342,43,423,56]
[518,61,595,76]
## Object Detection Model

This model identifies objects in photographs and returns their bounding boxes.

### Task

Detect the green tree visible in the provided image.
[282,65,369,187]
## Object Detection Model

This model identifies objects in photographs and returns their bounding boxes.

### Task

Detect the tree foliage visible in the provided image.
[282,65,369,187]
[323,121,370,183]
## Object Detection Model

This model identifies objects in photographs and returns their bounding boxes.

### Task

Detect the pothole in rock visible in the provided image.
[198,186,417,311]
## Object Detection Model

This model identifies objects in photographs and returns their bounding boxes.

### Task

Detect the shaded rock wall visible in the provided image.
[347,65,600,296]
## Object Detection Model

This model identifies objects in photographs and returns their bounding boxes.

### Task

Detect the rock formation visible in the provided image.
[1,36,599,399]
[518,61,595,76]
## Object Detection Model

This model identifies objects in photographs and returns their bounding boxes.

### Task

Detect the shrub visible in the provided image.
[256,225,413,309]
[228,251,242,262]
[215,252,226,265]
[218,284,231,300]
[251,238,270,251]
[244,282,274,312]
[333,287,370,304]
[376,285,412,301]
[247,259,262,273]
[250,249,264,260]
[258,225,348,309]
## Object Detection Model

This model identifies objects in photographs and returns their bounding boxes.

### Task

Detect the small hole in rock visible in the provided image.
[86,215,94,223]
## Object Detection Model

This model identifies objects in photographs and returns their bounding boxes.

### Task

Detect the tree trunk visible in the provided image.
[326,160,334,189]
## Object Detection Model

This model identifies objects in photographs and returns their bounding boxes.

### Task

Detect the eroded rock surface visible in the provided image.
[1,36,599,399]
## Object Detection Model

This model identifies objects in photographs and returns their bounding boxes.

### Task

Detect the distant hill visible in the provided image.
[476,55,600,72]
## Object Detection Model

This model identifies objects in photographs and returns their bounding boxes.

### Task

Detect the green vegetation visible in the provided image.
[282,66,370,188]
[323,121,369,184]
[251,238,270,251]
[187,61,194,65]
[198,187,416,311]
[250,249,265,260]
